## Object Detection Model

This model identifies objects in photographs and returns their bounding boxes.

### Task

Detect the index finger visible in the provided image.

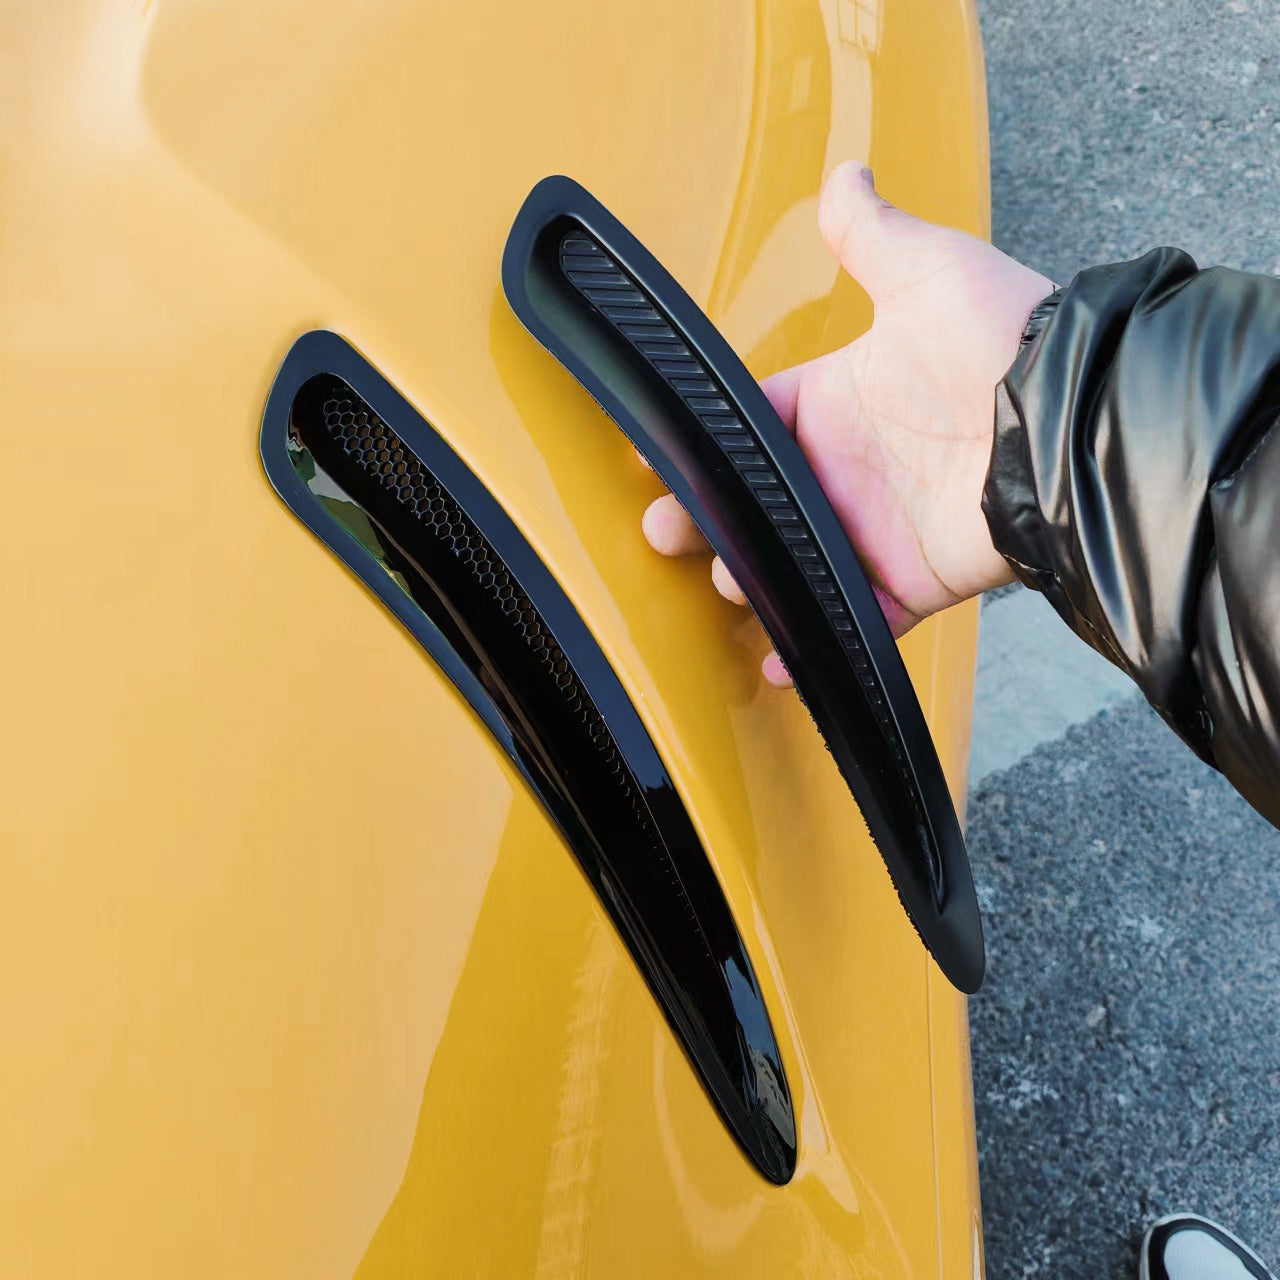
[758,363,806,434]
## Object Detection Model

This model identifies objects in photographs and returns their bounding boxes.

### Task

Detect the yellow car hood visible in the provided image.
[1,0,988,1274]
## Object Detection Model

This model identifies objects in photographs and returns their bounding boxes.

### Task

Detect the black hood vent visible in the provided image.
[261,332,797,1184]
[502,175,985,993]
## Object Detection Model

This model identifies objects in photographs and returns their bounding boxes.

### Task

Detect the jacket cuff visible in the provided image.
[982,288,1065,596]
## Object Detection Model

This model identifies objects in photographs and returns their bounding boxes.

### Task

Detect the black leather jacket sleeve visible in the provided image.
[983,247,1280,827]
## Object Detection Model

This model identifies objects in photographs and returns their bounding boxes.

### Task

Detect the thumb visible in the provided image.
[818,162,920,299]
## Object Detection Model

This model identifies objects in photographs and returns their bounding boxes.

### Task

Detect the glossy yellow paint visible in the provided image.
[0,0,989,1274]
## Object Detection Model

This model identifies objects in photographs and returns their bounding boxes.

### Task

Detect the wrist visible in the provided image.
[961,438,1019,596]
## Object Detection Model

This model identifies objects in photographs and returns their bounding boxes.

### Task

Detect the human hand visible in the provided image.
[642,162,1055,685]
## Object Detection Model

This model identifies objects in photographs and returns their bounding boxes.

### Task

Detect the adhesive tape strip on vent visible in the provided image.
[259,329,797,1185]
[501,175,985,994]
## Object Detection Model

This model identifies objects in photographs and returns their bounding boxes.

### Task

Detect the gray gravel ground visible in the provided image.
[971,1,1280,1274]
[983,0,1280,281]
[969,703,1280,1277]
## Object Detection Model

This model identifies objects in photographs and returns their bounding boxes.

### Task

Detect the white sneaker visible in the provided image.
[1140,1215,1274,1280]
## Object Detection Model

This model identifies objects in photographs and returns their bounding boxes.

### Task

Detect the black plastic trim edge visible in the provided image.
[501,175,984,993]
[260,330,797,1183]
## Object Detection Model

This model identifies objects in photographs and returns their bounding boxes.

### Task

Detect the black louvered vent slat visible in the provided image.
[558,234,935,883]
[500,177,985,995]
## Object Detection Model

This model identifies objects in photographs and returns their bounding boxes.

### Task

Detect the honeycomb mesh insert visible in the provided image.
[316,384,708,949]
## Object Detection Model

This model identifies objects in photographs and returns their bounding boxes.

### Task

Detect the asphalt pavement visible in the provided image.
[970,1,1280,1274]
